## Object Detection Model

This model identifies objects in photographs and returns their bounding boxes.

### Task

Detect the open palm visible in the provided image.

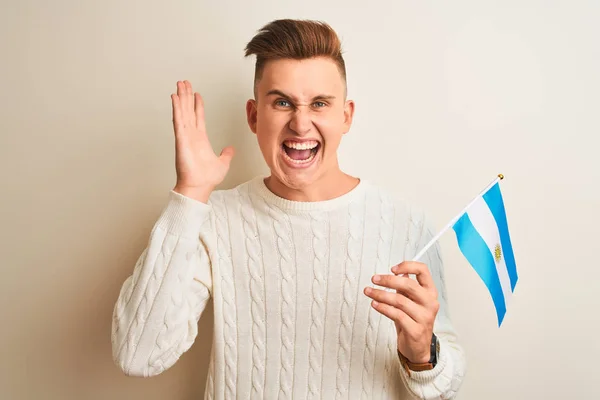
[171,80,234,200]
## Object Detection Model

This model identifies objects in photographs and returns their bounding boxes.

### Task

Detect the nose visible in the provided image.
[288,107,313,136]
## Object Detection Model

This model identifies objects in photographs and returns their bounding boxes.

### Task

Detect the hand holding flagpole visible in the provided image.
[364,173,516,368]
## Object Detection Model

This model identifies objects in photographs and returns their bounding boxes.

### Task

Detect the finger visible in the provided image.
[392,261,438,300]
[176,80,185,97]
[371,300,418,331]
[373,274,423,299]
[185,80,194,111]
[364,287,426,323]
[219,146,235,167]
[194,92,205,130]
[178,80,192,125]
[176,81,187,122]
[171,94,183,134]
[391,262,435,290]
[373,274,433,306]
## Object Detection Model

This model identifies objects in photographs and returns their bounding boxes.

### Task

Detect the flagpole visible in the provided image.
[412,174,504,262]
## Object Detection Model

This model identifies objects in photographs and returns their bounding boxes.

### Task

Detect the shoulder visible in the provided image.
[207,178,257,205]
[361,180,431,231]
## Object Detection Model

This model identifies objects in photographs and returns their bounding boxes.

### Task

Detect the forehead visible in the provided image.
[257,57,345,98]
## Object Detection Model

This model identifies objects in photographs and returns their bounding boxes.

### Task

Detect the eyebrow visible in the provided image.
[265,89,336,102]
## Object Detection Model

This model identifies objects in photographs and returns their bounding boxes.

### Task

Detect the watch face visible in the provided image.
[430,334,439,365]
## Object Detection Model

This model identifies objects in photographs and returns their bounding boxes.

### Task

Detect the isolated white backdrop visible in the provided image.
[1,1,598,399]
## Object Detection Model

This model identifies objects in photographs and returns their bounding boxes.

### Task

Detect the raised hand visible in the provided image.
[171,80,235,203]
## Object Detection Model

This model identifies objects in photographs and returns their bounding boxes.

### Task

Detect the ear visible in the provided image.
[342,99,355,134]
[246,99,258,134]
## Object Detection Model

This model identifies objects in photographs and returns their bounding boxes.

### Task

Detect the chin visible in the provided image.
[278,173,319,191]
[273,167,318,191]
[274,145,324,188]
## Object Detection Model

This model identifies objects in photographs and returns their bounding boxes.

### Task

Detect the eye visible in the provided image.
[275,99,291,108]
[313,101,327,108]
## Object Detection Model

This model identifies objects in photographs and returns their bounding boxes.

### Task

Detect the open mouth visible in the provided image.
[281,139,321,165]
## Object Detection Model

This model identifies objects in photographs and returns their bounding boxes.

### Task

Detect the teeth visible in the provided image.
[283,140,319,150]
[283,150,317,164]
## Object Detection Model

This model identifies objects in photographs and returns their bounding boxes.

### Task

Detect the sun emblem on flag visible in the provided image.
[494,243,502,263]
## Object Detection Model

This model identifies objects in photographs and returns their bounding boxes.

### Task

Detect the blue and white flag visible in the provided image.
[452,181,518,326]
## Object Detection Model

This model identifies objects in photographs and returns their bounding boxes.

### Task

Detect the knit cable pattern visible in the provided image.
[267,202,296,399]
[212,192,237,398]
[380,315,399,398]
[111,180,466,398]
[307,211,329,399]
[147,246,210,375]
[362,192,395,399]
[240,187,267,399]
[382,207,419,396]
[336,196,365,399]
[121,233,177,374]
[112,247,147,350]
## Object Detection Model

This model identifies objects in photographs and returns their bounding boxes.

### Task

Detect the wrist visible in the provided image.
[405,350,431,364]
[173,185,214,203]
[398,333,439,374]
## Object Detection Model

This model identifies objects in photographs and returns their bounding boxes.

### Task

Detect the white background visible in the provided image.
[1,1,598,399]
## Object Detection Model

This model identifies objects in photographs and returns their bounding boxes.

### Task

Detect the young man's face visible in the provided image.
[246,57,355,191]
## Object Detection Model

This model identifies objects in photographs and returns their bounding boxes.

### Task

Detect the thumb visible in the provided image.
[219,146,235,167]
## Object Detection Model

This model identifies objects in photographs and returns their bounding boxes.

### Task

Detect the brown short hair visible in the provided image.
[244,19,347,94]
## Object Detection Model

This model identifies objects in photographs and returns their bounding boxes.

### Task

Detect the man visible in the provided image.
[112,19,466,399]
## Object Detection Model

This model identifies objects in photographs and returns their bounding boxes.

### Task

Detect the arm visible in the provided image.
[365,208,467,399]
[398,210,467,399]
[111,80,233,377]
[111,190,214,377]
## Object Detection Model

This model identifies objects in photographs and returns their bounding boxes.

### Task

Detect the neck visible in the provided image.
[264,169,360,202]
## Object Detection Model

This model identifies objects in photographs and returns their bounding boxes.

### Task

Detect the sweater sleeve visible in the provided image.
[399,208,467,400]
[111,190,215,377]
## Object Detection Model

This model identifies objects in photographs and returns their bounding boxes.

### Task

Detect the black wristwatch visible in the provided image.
[398,333,439,375]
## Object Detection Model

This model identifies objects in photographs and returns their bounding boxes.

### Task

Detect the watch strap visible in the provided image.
[398,350,435,374]
[398,333,439,376]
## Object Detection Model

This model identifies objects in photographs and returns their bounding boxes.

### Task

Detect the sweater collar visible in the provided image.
[250,175,367,212]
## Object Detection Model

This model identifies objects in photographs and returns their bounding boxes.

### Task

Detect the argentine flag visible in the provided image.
[452,180,518,326]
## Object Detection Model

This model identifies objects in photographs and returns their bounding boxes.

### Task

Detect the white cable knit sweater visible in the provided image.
[111,176,466,399]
